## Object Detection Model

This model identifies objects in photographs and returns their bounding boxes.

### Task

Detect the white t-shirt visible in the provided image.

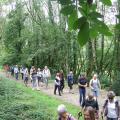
[14,67,19,73]
[107,100,117,118]
[37,71,43,77]
[43,69,51,78]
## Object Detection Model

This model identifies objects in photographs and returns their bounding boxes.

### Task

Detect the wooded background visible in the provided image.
[0,0,120,94]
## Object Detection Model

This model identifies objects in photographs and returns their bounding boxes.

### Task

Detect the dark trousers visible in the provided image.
[24,77,28,86]
[15,73,18,80]
[79,88,86,105]
[21,73,24,80]
[107,118,118,120]
[54,85,61,96]
[60,81,64,92]
[68,82,73,90]
[11,70,14,76]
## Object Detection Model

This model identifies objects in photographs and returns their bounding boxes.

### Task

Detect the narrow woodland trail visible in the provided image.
[0,72,118,109]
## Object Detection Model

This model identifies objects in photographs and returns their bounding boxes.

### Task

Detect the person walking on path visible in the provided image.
[78,73,87,106]
[30,66,34,83]
[4,64,10,77]
[89,74,101,99]
[82,93,99,120]
[14,65,19,80]
[10,65,14,76]
[67,71,74,93]
[37,68,43,87]
[59,70,65,93]
[54,73,61,96]
[43,66,51,88]
[31,67,37,90]
[20,65,24,80]
[102,91,120,120]
[57,104,76,120]
[23,67,29,87]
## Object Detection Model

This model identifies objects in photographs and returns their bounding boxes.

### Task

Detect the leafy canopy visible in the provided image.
[58,0,112,46]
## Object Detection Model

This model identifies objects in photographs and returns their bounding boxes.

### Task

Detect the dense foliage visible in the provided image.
[0,0,120,93]
[0,76,80,120]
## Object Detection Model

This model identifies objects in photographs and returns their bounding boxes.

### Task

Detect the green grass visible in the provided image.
[0,75,82,120]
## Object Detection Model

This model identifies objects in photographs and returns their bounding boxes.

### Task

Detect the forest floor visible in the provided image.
[0,71,119,110]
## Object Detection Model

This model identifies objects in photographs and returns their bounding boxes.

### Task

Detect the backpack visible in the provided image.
[104,99,120,117]
[90,79,100,88]
[68,75,73,83]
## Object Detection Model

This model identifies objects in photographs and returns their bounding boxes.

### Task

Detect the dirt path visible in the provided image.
[0,72,116,109]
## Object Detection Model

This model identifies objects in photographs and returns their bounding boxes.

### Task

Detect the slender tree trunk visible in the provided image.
[86,40,94,79]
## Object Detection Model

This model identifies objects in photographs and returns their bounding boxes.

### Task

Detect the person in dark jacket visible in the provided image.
[82,93,99,120]
[54,73,61,96]
[78,73,87,106]
[59,70,65,93]
[67,71,74,93]
[82,93,99,111]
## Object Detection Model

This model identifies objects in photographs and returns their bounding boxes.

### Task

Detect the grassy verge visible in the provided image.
[0,75,82,120]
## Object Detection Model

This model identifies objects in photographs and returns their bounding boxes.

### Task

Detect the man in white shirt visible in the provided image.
[14,65,19,80]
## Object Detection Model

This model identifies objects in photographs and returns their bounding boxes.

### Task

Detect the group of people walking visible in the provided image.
[7,65,51,89]
[54,70,74,96]
[4,65,120,120]
[57,91,120,120]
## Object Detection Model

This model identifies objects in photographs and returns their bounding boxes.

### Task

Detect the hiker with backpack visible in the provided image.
[57,104,76,120]
[54,73,61,96]
[67,71,74,93]
[89,74,101,99]
[59,70,65,93]
[82,93,99,120]
[78,73,87,106]
[101,91,120,120]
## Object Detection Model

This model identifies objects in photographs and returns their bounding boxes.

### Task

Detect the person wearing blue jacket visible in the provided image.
[67,71,74,93]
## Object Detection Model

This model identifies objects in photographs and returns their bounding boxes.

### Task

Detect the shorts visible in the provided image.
[92,90,99,97]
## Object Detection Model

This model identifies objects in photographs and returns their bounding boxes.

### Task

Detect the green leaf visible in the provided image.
[61,5,76,15]
[73,16,87,30]
[78,7,87,16]
[88,12,103,19]
[100,0,112,6]
[78,0,86,5]
[68,10,78,30]
[92,19,112,36]
[78,21,89,46]
[89,28,98,38]
[115,24,120,29]
[89,4,97,11]
[58,0,72,5]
